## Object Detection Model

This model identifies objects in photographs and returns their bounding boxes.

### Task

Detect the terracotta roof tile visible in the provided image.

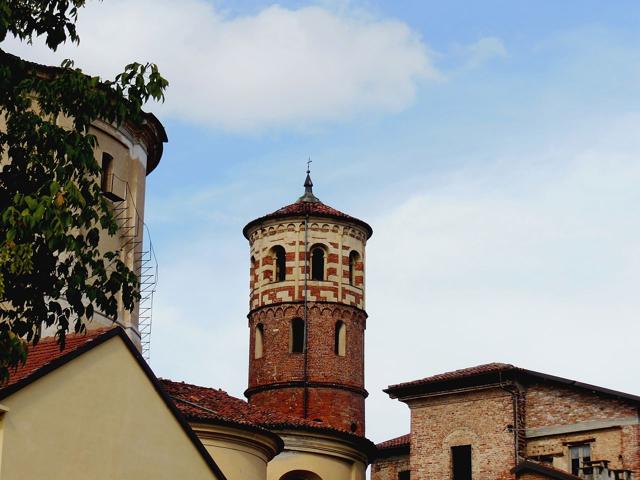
[5,328,113,388]
[385,363,640,404]
[377,433,411,450]
[161,379,374,440]
[243,200,373,239]
[388,363,515,390]
[162,379,377,460]
[161,379,340,430]
[160,379,282,429]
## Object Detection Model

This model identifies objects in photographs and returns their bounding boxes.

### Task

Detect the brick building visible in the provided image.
[373,363,639,480]
[162,170,377,480]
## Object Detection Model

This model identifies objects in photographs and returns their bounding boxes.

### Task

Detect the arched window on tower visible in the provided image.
[290,318,305,353]
[254,323,264,359]
[250,256,257,291]
[349,250,360,286]
[334,321,346,356]
[310,245,325,281]
[272,245,286,282]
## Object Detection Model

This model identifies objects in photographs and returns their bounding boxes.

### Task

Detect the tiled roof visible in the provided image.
[161,379,378,460]
[4,328,113,389]
[385,362,640,404]
[161,379,352,431]
[160,379,289,430]
[388,363,514,390]
[243,200,373,239]
[377,433,411,450]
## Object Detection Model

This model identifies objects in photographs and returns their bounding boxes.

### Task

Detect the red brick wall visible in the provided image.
[409,387,517,480]
[525,383,640,475]
[526,384,637,428]
[249,386,365,435]
[371,454,410,480]
[247,302,367,435]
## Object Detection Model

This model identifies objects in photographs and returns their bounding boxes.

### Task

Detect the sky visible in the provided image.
[4,0,640,444]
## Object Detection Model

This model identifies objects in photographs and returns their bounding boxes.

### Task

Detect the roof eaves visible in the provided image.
[384,364,640,405]
[170,396,285,453]
[517,368,640,404]
[242,205,373,240]
[264,422,378,463]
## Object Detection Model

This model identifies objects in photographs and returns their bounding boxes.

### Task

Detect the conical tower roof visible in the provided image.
[243,171,373,239]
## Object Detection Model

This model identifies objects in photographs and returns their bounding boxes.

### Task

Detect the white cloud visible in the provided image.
[462,36,508,68]
[364,119,640,441]
[141,113,640,443]
[3,0,436,131]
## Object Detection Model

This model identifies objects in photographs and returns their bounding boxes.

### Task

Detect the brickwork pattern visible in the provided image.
[248,386,365,435]
[526,384,637,428]
[245,207,370,439]
[376,376,640,480]
[247,218,367,311]
[249,303,365,386]
[247,302,366,435]
[409,387,517,480]
[525,384,640,476]
[371,455,409,480]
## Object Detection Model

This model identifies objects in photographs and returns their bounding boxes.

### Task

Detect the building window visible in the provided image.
[398,471,410,480]
[272,246,286,282]
[291,318,305,353]
[250,256,257,290]
[311,246,325,281]
[452,445,472,480]
[101,152,114,192]
[334,321,346,356]
[570,444,592,477]
[254,323,264,359]
[349,250,359,285]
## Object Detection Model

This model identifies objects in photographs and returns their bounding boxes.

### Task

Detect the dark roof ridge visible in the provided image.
[385,362,640,404]
[375,433,411,459]
[0,49,167,174]
[243,200,373,239]
[376,433,411,450]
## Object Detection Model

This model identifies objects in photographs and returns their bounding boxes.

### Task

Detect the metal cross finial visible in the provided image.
[297,157,320,203]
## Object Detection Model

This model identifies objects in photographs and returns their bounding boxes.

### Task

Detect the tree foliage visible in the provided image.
[0,0,168,382]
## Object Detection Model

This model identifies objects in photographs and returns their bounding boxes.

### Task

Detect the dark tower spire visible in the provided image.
[297,158,320,203]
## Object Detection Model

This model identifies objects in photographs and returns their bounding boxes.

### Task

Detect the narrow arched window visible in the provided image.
[101,152,114,193]
[291,318,305,353]
[311,246,325,281]
[250,256,257,290]
[272,246,286,282]
[254,323,264,359]
[349,251,359,286]
[335,321,346,356]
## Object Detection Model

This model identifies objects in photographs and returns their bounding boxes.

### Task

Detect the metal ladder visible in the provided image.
[108,174,158,361]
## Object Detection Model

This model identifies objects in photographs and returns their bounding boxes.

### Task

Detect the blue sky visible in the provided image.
[5,0,640,443]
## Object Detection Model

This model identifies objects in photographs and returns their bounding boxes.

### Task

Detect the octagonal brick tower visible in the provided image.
[243,171,372,436]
